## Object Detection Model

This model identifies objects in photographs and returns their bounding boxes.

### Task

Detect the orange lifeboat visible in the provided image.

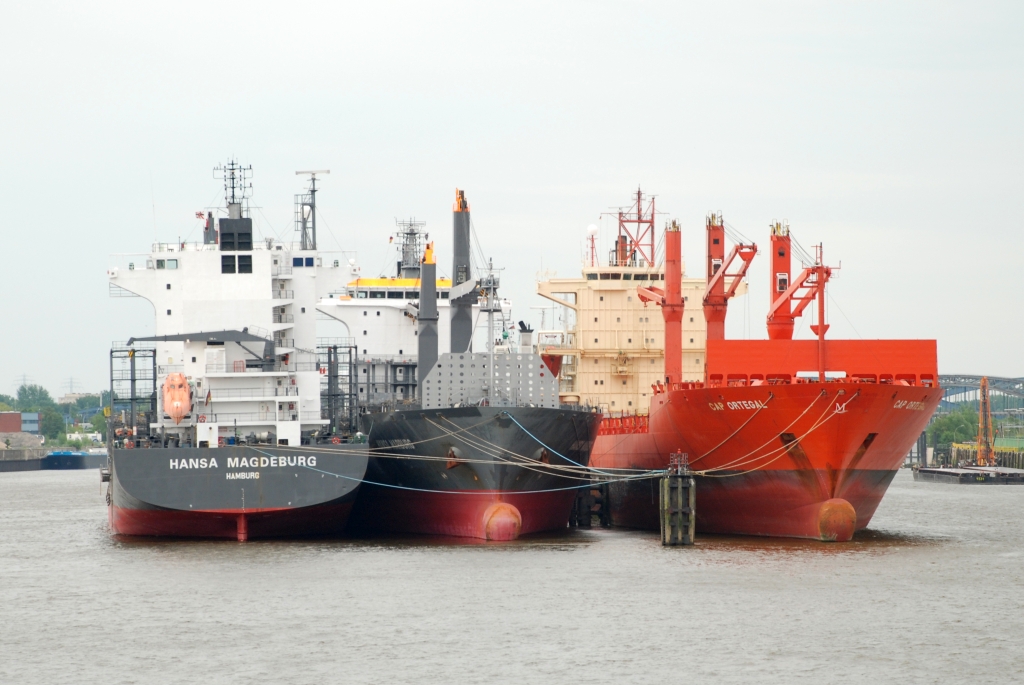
[162,373,192,425]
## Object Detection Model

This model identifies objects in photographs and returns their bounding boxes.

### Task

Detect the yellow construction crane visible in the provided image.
[977,377,996,467]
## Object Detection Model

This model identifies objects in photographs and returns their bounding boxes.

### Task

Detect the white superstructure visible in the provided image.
[318,276,458,358]
[316,219,485,405]
[107,163,354,445]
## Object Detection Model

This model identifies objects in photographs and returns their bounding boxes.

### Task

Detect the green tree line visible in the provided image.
[1,385,109,441]
[926,406,1013,446]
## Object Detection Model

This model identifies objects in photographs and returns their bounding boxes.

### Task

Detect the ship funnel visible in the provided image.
[517,321,534,354]
[450,189,474,353]
[203,212,217,245]
[417,242,439,395]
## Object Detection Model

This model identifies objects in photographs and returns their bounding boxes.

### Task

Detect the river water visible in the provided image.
[1,469,1021,684]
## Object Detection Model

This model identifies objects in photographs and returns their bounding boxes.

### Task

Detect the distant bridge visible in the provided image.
[938,375,1024,411]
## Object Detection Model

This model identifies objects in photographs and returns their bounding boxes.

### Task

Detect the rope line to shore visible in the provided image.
[696,390,827,472]
[424,416,603,482]
[500,412,620,477]
[244,437,653,477]
[699,401,835,475]
[432,413,618,477]
[688,392,775,465]
[145,391,856,484]
[247,447,664,495]
[698,391,861,477]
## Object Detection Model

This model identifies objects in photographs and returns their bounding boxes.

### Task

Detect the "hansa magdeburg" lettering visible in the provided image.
[168,455,318,469]
[169,458,218,469]
[228,456,317,468]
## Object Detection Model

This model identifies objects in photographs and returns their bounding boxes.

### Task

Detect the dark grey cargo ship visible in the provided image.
[108,444,367,540]
[354,404,598,540]
[104,162,368,540]
[348,190,601,541]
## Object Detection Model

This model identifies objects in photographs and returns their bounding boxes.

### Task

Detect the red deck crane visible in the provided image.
[702,212,756,342]
[637,221,683,386]
[765,222,835,382]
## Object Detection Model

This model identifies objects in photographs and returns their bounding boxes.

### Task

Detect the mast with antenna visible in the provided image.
[603,188,656,267]
[295,170,330,251]
[393,218,427,278]
[213,160,253,219]
[480,258,503,402]
[586,224,599,267]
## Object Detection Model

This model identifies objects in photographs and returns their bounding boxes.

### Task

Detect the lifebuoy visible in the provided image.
[331,436,341,444]
[125,440,134,449]
[197,415,206,423]
[218,437,225,446]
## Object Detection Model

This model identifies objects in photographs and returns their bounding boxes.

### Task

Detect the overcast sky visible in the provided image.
[2,1,1021,394]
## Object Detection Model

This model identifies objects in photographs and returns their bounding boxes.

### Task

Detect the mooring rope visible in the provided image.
[248,446,662,495]
[698,390,860,477]
[697,390,827,471]
[432,414,612,476]
[688,392,775,465]
[424,416,600,483]
[501,412,621,477]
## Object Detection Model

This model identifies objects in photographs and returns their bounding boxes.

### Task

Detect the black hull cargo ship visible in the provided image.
[108,445,368,541]
[103,162,368,540]
[347,191,600,541]
[354,405,599,540]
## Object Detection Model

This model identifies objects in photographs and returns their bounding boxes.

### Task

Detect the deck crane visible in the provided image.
[637,220,683,386]
[702,213,757,342]
[977,376,996,466]
[765,221,836,381]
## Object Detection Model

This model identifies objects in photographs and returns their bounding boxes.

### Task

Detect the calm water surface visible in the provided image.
[1,469,1022,684]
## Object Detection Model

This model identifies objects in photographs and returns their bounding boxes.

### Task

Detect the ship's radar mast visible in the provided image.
[295,170,329,251]
[603,188,657,268]
[586,224,599,267]
[214,160,253,219]
[393,218,427,278]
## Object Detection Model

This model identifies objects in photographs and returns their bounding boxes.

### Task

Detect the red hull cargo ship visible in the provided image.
[590,216,940,541]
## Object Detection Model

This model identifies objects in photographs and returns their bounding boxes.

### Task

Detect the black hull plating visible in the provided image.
[109,444,368,539]
[351,406,601,539]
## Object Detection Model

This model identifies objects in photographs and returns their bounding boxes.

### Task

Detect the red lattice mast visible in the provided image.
[611,188,656,267]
